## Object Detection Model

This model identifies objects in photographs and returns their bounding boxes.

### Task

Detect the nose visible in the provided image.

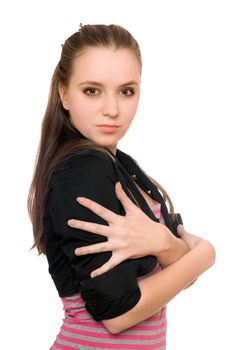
[102,94,119,118]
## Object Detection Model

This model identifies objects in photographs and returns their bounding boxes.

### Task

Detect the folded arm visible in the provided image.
[68,180,215,333]
[103,238,215,333]
[47,150,215,334]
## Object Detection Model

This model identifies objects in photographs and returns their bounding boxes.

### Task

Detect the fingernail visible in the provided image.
[76,197,85,203]
[75,248,81,255]
[68,219,75,226]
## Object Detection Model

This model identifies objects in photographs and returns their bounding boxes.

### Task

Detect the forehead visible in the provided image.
[71,47,141,84]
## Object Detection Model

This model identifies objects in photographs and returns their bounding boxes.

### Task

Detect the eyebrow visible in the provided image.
[78,80,139,87]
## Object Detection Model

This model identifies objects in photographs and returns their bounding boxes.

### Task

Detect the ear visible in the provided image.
[58,82,69,110]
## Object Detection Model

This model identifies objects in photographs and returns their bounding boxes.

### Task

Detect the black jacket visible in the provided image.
[43,148,182,321]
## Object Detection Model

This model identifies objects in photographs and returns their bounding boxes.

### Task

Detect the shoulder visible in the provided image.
[49,148,118,194]
[58,148,115,171]
[53,148,116,181]
[47,148,122,223]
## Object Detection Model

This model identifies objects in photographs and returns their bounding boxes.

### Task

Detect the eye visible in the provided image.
[83,88,100,95]
[120,88,135,96]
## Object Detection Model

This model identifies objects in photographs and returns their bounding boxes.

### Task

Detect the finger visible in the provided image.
[90,255,123,278]
[177,224,185,237]
[74,242,110,256]
[115,182,137,212]
[77,197,117,223]
[68,219,109,237]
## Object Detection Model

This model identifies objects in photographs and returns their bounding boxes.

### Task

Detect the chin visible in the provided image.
[95,138,119,150]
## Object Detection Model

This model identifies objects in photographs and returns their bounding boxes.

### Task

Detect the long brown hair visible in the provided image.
[28,24,174,255]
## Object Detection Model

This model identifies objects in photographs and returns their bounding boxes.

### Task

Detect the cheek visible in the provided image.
[124,99,139,121]
[69,97,96,123]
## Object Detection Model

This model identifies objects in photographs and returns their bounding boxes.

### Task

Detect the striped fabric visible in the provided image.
[51,203,167,350]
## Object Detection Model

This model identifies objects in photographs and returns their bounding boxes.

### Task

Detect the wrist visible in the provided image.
[150,223,172,256]
[154,225,190,266]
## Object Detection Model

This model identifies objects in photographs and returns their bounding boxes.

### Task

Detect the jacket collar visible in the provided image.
[116,149,174,234]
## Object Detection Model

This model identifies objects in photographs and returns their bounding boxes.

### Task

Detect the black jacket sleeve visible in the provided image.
[46,150,141,320]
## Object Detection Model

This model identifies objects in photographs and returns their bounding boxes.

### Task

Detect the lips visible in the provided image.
[98,124,119,133]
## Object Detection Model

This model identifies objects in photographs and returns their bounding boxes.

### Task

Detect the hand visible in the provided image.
[68,182,170,278]
[177,225,204,250]
[177,225,207,288]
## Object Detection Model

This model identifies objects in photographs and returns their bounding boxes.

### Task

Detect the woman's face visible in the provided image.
[59,47,141,154]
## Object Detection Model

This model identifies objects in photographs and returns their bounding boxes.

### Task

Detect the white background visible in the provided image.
[0,0,232,349]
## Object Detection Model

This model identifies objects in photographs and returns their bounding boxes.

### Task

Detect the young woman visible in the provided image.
[28,24,215,350]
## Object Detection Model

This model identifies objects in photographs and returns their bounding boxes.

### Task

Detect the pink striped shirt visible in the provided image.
[51,202,167,350]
